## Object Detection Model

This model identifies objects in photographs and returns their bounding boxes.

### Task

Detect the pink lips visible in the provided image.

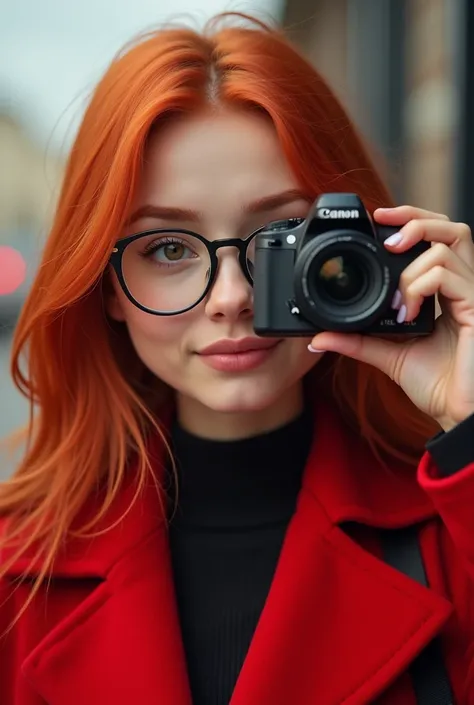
[198,337,281,372]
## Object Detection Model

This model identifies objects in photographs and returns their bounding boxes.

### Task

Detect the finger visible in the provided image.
[309,331,406,382]
[399,242,473,287]
[402,267,474,323]
[384,219,474,267]
[374,205,450,225]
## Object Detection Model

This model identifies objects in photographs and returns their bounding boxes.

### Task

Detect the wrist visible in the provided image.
[434,410,474,433]
[435,417,457,433]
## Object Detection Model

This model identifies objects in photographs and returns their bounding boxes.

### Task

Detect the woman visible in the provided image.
[1,13,474,705]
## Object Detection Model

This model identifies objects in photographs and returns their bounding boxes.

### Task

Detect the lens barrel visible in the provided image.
[293,230,394,331]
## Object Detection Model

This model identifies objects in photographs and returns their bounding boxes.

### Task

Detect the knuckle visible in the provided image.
[401,206,448,220]
[405,280,417,298]
[402,220,421,237]
[455,222,472,239]
[398,269,410,288]
[431,264,445,280]
[432,242,450,257]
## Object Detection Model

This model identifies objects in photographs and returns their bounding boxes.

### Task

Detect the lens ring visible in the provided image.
[293,231,392,331]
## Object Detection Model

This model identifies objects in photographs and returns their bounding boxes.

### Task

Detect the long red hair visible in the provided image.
[0,14,438,593]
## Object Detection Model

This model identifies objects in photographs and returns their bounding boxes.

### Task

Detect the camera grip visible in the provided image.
[253,247,295,336]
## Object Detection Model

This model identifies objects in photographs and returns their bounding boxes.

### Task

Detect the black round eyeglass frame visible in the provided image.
[108,226,264,316]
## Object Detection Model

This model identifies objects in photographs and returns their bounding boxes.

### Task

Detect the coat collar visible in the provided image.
[2,402,449,705]
[303,400,437,528]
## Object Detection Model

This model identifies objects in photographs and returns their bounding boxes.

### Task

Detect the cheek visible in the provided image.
[125,305,188,349]
[111,283,184,343]
[119,300,195,381]
[285,336,312,359]
[285,337,323,378]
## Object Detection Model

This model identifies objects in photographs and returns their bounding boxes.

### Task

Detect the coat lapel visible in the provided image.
[229,402,453,705]
[229,491,452,705]
[23,524,192,705]
[3,438,193,705]
[5,402,454,705]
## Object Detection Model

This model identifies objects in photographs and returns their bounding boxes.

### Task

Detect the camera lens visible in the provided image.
[315,255,368,303]
[293,231,393,332]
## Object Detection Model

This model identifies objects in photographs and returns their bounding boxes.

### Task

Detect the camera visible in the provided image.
[253,193,435,336]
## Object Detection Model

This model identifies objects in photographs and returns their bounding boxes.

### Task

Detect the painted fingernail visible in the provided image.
[396,304,407,324]
[384,232,403,247]
[308,344,325,353]
[391,289,402,310]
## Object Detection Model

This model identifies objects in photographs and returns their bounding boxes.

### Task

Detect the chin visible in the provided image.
[195,379,287,414]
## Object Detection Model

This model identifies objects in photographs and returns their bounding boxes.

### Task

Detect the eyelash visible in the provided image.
[140,237,195,265]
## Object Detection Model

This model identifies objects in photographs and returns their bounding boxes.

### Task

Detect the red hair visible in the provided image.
[0,14,438,597]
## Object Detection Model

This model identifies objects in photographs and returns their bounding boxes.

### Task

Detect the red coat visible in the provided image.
[1,403,474,705]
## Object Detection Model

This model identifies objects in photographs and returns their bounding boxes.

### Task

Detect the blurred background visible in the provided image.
[1,0,473,477]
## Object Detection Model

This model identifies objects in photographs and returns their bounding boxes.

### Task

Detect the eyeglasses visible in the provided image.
[108,227,262,316]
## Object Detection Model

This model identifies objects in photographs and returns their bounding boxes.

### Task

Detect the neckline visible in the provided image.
[167,408,314,530]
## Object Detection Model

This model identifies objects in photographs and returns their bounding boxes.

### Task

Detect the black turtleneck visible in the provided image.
[167,408,314,705]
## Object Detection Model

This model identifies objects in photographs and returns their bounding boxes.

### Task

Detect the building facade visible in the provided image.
[282,0,465,219]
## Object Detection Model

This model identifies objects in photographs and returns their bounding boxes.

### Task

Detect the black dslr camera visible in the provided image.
[253,194,435,336]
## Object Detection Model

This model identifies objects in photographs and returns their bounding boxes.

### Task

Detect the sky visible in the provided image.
[1,0,283,153]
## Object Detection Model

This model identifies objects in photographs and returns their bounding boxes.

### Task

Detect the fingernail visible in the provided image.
[391,289,402,310]
[308,344,325,353]
[384,232,403,247]
[396,304,407,324]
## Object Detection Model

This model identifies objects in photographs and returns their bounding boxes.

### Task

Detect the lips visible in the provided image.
[197,337,282,373]
[198,337,281,356]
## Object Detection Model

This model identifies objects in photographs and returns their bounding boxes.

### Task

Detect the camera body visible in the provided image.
[253,194,435,336]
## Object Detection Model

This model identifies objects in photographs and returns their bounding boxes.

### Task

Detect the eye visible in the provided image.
[142,237,197,264]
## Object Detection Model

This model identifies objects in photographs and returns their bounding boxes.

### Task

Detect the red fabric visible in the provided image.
[2,403,474,705]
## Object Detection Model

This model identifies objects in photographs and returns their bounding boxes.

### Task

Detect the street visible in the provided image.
[0,330,28,479]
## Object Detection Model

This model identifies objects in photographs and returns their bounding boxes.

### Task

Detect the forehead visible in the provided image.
[135,109,300,214]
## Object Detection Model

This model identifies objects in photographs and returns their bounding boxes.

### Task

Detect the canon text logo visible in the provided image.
[318,208,359,219]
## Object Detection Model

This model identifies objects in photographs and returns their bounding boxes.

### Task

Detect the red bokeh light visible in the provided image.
[0,246,27,295]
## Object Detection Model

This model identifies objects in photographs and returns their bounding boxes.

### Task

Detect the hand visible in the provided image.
[310,205,474,431]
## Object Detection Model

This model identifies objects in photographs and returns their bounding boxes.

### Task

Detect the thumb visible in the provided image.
[310,332,404,379]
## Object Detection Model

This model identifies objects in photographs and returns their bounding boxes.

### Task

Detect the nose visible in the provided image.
[204,250,253,322]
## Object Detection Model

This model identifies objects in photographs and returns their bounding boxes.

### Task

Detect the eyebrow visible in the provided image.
[127,189,310,226]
